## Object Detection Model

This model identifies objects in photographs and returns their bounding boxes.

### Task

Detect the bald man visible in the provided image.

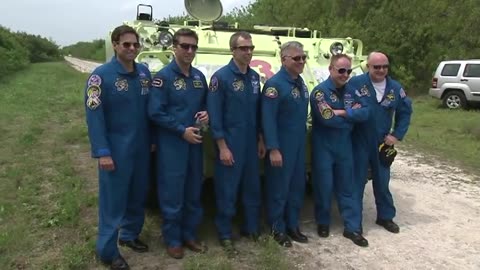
[349,52,413,233]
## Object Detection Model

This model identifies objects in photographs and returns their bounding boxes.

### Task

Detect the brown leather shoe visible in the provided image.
[166,246,184,259]
[184,240,208,253]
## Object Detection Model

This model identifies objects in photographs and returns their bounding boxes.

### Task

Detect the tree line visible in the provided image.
[63,0,480,95]
[0,26,61,81]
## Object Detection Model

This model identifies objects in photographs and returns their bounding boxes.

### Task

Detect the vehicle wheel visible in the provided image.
[442,90,467,109]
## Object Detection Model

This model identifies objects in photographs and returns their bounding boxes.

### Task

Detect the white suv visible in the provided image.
[429,59,480,109]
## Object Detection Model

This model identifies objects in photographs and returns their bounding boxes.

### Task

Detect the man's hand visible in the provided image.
[183,127,202,144]
[333,109,347,117]
[195,111,209,125]
[219,147,235,166]
[99,156,115,171]
[384,134,399,146]
[269,149,283,167]
[352,103,362,109]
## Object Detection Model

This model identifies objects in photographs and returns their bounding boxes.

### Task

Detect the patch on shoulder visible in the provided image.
[264,87,278,99]
[86,85,101,98]
[400,88,407,98]
[86,95,101,110]
[314,90,325,101]
[209,76,218,92]
[87,74,102,86]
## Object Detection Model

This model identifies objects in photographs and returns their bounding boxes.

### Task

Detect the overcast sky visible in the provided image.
[0,0,253,47]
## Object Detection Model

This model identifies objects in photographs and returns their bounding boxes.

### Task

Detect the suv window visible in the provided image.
[463,64,480,77]
[441,64,461,76]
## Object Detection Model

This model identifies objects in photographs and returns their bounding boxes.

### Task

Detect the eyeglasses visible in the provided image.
[286,55,307,62]
[333,66,353,75]
[119,42,141,49]
[233,45,255,52]
[178,43,198,51]
[373,64,389,70]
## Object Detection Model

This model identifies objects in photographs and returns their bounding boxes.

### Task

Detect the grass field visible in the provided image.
[402,96,480,176]
[0,62,478,269]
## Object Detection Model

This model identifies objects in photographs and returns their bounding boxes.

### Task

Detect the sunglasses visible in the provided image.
[373,64,389,70]
[333,66,353,75]
[119,42,141,49]
[286,55,307,62]
[178,43,198,51]
[234,45,255,52]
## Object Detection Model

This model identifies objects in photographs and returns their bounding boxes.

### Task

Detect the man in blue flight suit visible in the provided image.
[261,41,309,247]
[148,28,209,259]
[310,54,369,247]
[85,25,151,270]
[349,51,413,234]
[206,31,266,256]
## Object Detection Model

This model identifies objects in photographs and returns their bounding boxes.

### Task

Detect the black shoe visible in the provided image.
[101,255,130,270]
[272,232,292,248]
[317,225,330,238]
[118,238,149,253]
[240,231,260,242]
[343,231,369,247]
[376,219,400,233]
[286,228,308,243]
[219,239,239,258]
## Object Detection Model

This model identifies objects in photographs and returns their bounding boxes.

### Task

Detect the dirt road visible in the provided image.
[67,57,480,270]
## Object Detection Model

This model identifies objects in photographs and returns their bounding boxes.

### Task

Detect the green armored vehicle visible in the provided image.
[106,0,368,178]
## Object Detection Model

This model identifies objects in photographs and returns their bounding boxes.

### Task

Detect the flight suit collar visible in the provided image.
[325,76,345,93]
[169,58,194,77]
[279,66,304,86]
[111,56,138,75]
[228,58,251,76]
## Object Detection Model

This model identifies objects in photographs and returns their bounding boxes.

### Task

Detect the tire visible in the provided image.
[442,90,467,109]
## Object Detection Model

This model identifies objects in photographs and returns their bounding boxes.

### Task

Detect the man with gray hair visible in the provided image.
[261,41,309,247]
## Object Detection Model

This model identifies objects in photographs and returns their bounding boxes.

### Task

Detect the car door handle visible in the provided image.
[460,79,469,81]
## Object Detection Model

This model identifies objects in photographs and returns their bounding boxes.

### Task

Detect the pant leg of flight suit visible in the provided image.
[265,153,290,234]
[239,135,261,235]
[213,140,245,240]
[286,141,306,230]
[157,134,188,248]
[96,159,132,261]
[371,154,396,220]
[119,147,150,241]
[312,142,335,226]
[352,141,370,225]
[182,143,204,242]
[333,141,361,233]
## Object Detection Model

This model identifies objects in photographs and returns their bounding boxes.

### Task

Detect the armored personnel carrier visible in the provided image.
[106,0,369,178]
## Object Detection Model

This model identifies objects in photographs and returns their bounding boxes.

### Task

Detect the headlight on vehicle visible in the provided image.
[158,30,173,47]
[330,42,344,55]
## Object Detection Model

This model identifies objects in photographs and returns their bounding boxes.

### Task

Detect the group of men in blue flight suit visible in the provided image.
[85,24,413,269]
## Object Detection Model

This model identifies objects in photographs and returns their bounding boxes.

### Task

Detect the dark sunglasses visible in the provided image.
[373,64,389,70]
[178,43,198,51]
[234,45,255,51]
[287,55,307,62]
[333,66,353,75]
[119,42,141,49]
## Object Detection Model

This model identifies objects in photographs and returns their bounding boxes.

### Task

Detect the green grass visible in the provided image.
[0,62,95,269]
[403,96,480,176]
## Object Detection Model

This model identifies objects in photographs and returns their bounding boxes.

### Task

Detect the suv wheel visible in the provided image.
[442,90,467,109]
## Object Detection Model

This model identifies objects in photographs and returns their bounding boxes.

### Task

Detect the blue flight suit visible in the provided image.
[206,59,262,240]
[349,73,413,223]
[85,57,152,262]
[261,67,309,233]
[310,77,369,233]
[148,59,208,248]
